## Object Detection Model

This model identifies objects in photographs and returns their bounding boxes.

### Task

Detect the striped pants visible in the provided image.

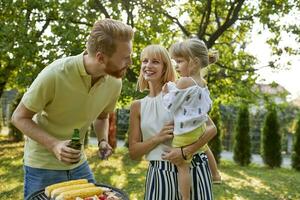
[144,153,213,200]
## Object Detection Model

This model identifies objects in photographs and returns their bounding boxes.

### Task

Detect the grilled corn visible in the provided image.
[51,183,95,198]
[55,186,103,200]
[45,179,88,197]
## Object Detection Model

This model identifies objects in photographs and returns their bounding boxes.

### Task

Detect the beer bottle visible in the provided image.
[68,129,82,150]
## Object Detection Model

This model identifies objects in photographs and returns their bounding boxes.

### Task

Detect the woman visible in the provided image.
[128,44,216,200]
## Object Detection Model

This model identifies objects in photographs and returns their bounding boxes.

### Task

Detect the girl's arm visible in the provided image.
[163,78,195,113]
[176,77,194,89]
[128,100,174,160]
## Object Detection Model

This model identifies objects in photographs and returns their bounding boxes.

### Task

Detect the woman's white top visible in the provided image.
[162,79,212,135]
[140,93,173,161]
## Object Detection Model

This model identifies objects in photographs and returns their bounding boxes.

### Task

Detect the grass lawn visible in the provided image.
[1,136,300,200]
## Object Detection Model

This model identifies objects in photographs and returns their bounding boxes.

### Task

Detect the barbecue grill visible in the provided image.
[25,183,129,200]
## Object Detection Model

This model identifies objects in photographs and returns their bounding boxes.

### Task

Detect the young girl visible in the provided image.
[163,38,221,200]
[129,44,215,200]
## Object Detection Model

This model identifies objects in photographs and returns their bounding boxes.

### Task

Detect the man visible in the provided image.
[11,18,133,199]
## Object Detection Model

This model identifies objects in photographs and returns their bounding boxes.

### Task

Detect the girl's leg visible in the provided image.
[205,147,221,184]
[177,162,190,200]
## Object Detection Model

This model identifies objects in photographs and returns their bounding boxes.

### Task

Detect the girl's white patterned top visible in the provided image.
[162,79,212,135]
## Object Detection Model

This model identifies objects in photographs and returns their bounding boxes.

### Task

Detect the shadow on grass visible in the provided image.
[0,139,24,200]
[217,160,300,199]
[0,139,23,154]
[2,137,300,200]
[214,182,279,200]
[0,185,23,199]
[86,147,147,199]
[0,140,24,184]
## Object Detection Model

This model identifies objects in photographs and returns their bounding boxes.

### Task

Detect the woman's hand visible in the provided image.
[155,122,174,144]
[161,147,185,166]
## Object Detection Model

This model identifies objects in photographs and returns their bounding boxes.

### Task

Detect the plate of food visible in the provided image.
[26,179,129,200]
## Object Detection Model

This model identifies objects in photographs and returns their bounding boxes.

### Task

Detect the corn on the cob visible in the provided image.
[55,186,103,200]
[45,179,88,197]
[51,183,95,198]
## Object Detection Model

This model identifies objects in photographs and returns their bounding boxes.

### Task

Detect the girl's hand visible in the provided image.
[161,147,185,166]
[162,83,169,93]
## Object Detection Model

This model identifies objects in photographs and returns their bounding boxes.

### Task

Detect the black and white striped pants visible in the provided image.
[144,152,213,200]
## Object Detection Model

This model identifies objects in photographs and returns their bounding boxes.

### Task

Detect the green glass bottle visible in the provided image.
[68,129,82,150]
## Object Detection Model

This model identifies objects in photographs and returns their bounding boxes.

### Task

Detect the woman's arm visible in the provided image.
[162,116,217,165]
[128,100,174,160]
[182,116,217,159]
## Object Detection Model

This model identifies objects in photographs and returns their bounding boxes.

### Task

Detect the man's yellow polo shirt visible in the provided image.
[21,53,122,170]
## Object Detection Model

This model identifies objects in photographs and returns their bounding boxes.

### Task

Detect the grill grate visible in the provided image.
[30,191,48,200]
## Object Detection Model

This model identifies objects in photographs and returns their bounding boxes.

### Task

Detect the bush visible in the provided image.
[209,104,222,164]
[233,104,251,166]
[261,104,281,168]
[292,114,300,171]
[8,94,23,142]
[116,109,130,140]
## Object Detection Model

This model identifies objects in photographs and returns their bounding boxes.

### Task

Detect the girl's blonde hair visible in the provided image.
[169,38,218,70]
[138,45,176,92]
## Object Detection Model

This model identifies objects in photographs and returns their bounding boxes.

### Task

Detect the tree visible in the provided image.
[1,0,51,96]
[1,0,299,107]
[209,104,222,164]
[261,103,282,168]
[139,0,300,105]
[292,114,300,171]
[233,104,251,166]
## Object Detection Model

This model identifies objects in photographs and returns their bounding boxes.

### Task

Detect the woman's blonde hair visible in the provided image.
[137,45,176,92]
[169,38,218,70]
[87,19,134,56]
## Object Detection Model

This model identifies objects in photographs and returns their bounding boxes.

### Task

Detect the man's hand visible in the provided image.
[52,140,81,164]
[98,140,113,160]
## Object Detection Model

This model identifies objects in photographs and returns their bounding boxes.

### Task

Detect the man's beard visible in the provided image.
[104,60,128,78]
